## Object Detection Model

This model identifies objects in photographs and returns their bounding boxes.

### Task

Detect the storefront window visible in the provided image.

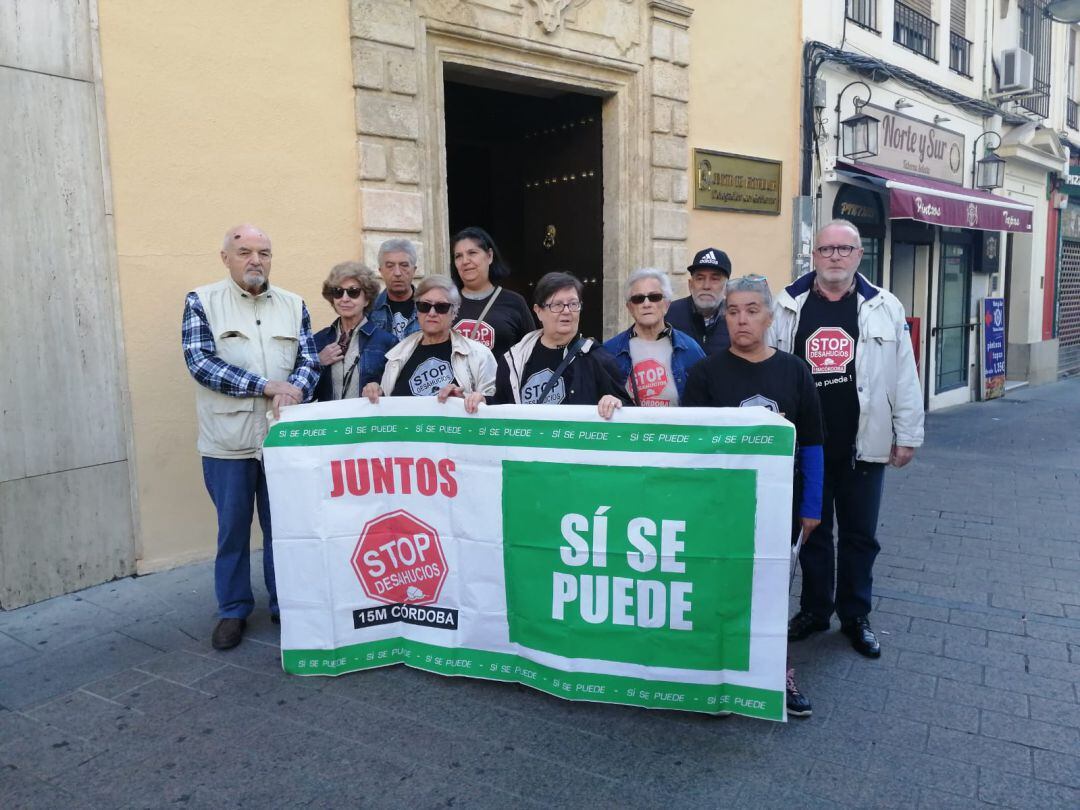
[859,237,883,286]
[935,243,971,392]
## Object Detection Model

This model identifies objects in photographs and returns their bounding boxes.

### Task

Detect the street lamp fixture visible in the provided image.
[972,131,1005,191]
[835,81,879,161]
[1046,0,1080,23]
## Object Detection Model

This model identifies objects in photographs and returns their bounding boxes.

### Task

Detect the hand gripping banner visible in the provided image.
[264,398,795,721]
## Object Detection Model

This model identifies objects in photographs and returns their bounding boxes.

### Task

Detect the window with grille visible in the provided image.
[1016,0,1052,118]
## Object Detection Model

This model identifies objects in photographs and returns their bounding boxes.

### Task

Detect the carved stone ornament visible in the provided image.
[528,0,575,33]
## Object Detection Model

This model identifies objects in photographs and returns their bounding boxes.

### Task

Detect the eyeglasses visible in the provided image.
[629,292,665,305]
[815,245,859,258]
[540,300,583,313]
[416,300,453,314]
[330,287,364,300]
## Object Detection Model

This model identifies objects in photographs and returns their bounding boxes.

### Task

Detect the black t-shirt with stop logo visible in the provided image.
[794,291,860,459]
[391,340,458,397]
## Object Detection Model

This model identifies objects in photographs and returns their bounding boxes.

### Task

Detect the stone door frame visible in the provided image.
[352,1,692,338]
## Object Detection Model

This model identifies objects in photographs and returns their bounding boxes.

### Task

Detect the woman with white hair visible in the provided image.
[362,276,496,407]
[602,268,705,406]
[683,274,824,719]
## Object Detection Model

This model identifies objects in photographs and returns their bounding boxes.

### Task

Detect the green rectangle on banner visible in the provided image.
[281,638,783,720]
[502,462,756,671]
[263,416,794,456]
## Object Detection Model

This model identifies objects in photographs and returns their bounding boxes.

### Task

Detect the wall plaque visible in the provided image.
[694,149,782,215]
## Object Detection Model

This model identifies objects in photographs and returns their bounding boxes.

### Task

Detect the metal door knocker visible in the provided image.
[543,225,557,250]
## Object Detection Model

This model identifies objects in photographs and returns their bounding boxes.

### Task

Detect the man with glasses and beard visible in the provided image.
[182,224,320,650]
[774,219,923,660]
[666,247,732,356]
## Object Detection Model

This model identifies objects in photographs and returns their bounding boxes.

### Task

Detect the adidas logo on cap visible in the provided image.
[688,247,732,275]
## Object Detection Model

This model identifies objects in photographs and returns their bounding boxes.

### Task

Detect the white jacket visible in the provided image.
[380,330,497,396]
[769,272,924,463]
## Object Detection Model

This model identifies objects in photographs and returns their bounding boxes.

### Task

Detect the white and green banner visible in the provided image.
[264,398,795,721]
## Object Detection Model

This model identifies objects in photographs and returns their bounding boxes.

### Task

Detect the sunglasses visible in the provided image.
[416,300,453,314]
[330,287,364,300]
[629,292,665,305]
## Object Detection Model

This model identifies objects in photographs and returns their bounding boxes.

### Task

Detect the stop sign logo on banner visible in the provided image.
[453,319,495,348]
[805,327,855,374]
[351,510,448,605]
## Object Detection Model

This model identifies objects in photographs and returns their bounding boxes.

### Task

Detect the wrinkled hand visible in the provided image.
[436,384,464,404]
[271,392,300,420]
[463,392,485,414]
[890,444,916,468]
[597,395,622,420]
[264,380,302,401]
[264,380,302,419]
[362,382,382,404]
[318,343,344,367]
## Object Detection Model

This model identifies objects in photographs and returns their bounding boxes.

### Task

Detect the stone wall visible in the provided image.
[0,0,135,608]
[349,0,693,333]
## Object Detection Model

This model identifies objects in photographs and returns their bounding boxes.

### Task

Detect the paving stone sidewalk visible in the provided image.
[2,379,1079,809]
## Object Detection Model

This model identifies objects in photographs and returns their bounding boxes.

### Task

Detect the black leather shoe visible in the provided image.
[211,618,246,650]
[788,611,829,641]
[841,616,881,658]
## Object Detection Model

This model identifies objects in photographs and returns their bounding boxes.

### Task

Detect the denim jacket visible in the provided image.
[313,318,397,401]
[602,324,706,402]
[368,290,420,340]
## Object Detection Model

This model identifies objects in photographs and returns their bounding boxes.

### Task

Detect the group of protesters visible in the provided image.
[183,220,924,719]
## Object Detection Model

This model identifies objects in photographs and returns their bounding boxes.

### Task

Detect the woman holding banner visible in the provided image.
[313,262,396,402]
[362,276,496,406]
[490,272,631,417]
[682,274,823,718]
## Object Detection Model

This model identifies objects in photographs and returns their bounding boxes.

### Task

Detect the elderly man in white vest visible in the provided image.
[182,224,320,650]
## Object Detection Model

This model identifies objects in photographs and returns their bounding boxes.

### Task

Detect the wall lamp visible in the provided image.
[972,131,1005,191]
[835,82,879,161]
[1046,1,1080,23]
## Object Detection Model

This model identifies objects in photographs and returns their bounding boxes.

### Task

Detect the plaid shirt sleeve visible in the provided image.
[181,292,268,397]
[288,303,321,402]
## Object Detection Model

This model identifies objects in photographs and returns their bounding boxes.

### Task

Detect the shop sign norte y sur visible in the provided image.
[858,105,965,186]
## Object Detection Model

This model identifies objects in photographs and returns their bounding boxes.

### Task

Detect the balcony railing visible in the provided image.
[894,1,938,62]
[1069,99,1078,130]
[846,0,879,33]
[949,32,973,78]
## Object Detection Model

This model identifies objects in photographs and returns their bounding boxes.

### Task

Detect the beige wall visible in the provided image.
[98,0,360,571]
[685,1,802,292]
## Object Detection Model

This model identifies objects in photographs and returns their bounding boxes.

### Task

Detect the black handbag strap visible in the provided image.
[535,337,586,403]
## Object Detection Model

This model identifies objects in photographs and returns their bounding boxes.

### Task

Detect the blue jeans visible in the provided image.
[202,457,277,619]
[798,458,885,621]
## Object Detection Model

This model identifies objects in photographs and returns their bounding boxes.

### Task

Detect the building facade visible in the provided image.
[803,0,1069,413]
[2,0,804,605]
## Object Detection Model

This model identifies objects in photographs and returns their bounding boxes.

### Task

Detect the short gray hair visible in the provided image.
[818,218,862,242]
[624,267,674,301]
[724,275,773,310]
[415,275,461,313]
[377,238,417,267]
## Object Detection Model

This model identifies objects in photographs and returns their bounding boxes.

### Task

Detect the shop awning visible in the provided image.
[836,162,1033,233]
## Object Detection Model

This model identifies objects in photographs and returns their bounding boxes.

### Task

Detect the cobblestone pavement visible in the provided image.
[2,379,1079,809]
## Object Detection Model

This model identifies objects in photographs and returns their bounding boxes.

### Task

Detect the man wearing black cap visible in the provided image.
[666,247,732,356]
